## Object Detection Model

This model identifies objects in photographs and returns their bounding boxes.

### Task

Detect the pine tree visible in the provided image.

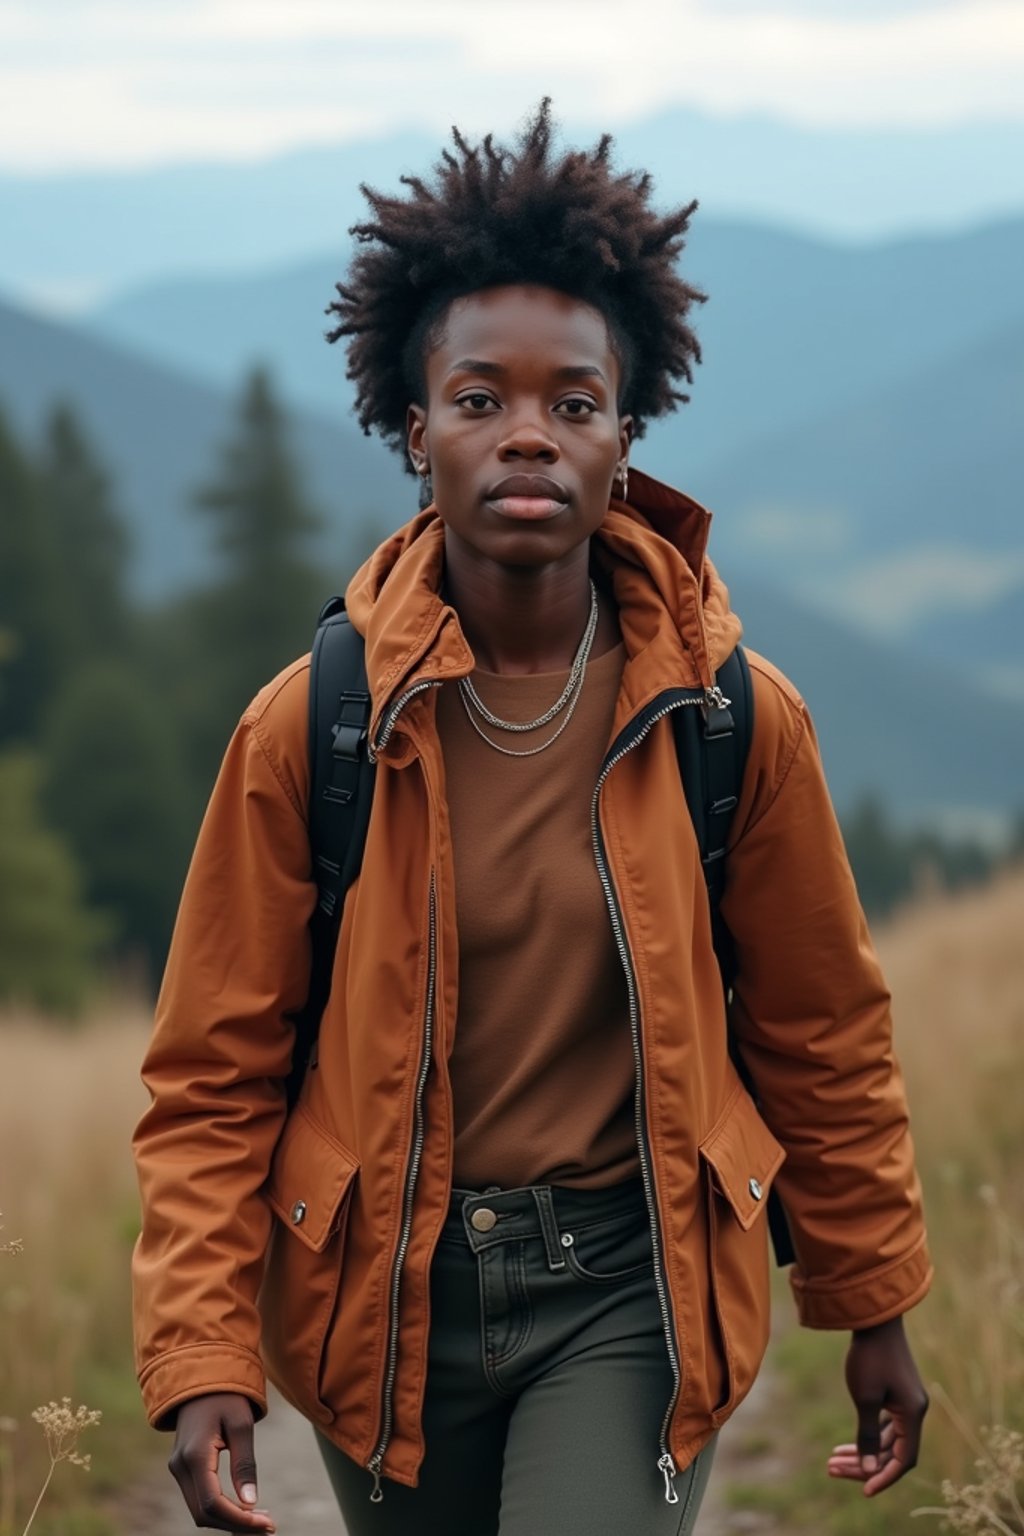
[0,407,65,744]
[193,367,324,737]
[41,661,191,984]
[0,751,106,1013]
[38,402,132,658]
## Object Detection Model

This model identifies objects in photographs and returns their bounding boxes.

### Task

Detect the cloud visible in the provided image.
[1,0,1022,171]
[705,0,961,13]
[820,547,1024,635]
[738,503,854,556]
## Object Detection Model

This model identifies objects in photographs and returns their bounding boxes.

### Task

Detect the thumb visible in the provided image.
[855,1397,884,1474]
[225,1406,259,1506]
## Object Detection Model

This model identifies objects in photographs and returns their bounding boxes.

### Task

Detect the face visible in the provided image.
[406,284,632,572]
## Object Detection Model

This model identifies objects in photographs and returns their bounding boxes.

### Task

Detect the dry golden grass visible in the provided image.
[737,869,1024,1534]
[0,998,151,1536]
[876,867,1024,1176]
[876,871,1024,1530]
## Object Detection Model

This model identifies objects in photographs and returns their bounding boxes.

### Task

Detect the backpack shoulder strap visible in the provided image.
[671,644,753,942]
[672,646,795,1266]
[287,597,374,1105]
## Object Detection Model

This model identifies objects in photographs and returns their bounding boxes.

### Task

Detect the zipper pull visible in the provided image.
[367,1456,384,1504]
[658,1452,679,1504]
[704,684,732,712]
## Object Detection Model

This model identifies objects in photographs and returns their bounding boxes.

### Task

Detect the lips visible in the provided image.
[485,473,570,501]
[484,472,571,522]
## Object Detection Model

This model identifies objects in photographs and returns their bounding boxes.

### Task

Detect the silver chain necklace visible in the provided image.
[457,580,599,757]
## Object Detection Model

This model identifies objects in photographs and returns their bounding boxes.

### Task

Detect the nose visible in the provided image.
[497,406,559,463]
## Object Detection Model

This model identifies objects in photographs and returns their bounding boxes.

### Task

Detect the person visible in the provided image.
[131,101,932,1536]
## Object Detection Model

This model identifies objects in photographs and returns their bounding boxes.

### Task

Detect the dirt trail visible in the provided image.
[114,1367,788,1536]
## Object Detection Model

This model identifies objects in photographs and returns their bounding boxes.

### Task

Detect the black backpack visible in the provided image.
[293,597,794,1267]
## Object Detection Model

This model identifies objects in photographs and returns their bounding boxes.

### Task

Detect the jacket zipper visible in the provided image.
[370,680,442,761]
[365,673,730,1500]
[591,684,728,1505]
[365,868,438,1502]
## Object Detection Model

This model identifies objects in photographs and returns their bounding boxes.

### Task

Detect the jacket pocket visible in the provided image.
[561,1206,654,1287]
[260,1105,359,1424]
[699,1085,785,1423]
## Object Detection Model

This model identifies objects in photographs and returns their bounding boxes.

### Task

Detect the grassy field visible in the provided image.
[726,867,1024,1533]
[0,1001,152,1536]
[1,870,1022,1534]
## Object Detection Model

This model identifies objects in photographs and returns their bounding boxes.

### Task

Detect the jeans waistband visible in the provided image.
[444,1176,647,1272]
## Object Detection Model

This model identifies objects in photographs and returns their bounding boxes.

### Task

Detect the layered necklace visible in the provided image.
[458,581,600,757]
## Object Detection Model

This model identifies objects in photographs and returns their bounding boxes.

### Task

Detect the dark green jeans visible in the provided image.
[316,1177,717,1535]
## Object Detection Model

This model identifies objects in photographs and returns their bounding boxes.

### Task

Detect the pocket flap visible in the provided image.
[699,1086,786,1232]
[265,1106,359,1253]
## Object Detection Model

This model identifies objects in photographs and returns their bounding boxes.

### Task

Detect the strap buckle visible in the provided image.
[330,690,371,763]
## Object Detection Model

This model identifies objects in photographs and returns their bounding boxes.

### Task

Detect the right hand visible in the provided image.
[169,1393,276,1532]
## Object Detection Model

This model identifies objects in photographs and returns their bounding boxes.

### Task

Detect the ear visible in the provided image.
[407,403,428,475]
[618,414,634,465]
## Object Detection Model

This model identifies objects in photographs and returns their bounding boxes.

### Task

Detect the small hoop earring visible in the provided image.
[417,464,433,510]
[615,464,629,500]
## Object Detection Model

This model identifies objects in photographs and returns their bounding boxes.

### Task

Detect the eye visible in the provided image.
[555,397,598,418]
[456,392,498,413]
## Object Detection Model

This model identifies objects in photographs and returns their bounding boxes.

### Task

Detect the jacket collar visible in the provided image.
[345,467,742,753]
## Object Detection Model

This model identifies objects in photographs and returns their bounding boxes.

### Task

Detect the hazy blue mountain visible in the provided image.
[4,111,1023,309]
[729,572,1024,826]
[695,316,1024,613]
[913,583,1024,703]
[86,214,1024,500]
[0,295,409,598]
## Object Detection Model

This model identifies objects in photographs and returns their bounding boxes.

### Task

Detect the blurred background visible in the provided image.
[1,3,1023,1533]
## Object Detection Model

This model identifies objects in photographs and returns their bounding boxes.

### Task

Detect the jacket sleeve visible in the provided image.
[720,652,932,1330]
[131,664,316,1428]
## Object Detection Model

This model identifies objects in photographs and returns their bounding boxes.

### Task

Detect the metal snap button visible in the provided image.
[290,1200,307,1225]
[748,1178,763,1202]
[560,1233,574,1248]
[470,1206,497,1232]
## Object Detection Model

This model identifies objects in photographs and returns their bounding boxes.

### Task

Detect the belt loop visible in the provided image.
[532,1187,567,1272]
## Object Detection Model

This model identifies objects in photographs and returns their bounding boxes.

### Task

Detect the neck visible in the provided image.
[442,534,616,674]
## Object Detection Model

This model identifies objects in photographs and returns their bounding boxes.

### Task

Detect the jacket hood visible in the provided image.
[345,466,743,744]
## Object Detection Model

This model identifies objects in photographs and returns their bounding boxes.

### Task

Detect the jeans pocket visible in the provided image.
[560,1208,654,1286]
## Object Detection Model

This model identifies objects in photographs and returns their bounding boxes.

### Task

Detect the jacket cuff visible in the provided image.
[790,1238,933,1330]
[139,1342,268,1431]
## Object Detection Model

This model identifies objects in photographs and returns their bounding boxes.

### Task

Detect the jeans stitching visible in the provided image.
[479,1251,514,1400]
[492,1242,531,1366]
[563,1244,654,1286]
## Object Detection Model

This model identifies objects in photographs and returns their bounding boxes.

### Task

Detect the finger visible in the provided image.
[183,1441,276,1532]
[189,1464,277,1532]
[829,1420,899,1483]
[169,1450,204,1527]
[225,1408,260,1510]
[855,1395,885,1474]
[863,1452,908,1497]
[862,1412,923,1497]
[830,1422,896,1460]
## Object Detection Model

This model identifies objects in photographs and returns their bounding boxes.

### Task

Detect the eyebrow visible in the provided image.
[448,358,608,384]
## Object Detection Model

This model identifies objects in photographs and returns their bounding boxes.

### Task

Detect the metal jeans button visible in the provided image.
[470,1206,498,1232]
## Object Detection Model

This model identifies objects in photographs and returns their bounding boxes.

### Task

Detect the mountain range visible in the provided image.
[81,211,1024,697]
[3,110,1024,309]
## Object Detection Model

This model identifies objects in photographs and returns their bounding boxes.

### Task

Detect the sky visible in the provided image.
[2,0,1023,173]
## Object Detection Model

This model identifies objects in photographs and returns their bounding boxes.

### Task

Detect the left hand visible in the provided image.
[827,1315,929,1496]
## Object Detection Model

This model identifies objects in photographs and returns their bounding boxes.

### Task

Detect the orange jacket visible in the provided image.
[132,468,931,1492]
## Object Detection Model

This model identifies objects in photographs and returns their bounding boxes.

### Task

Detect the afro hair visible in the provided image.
[326,99,707,468]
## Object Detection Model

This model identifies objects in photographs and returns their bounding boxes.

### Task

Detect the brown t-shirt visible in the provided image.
[435,641,641,1190]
